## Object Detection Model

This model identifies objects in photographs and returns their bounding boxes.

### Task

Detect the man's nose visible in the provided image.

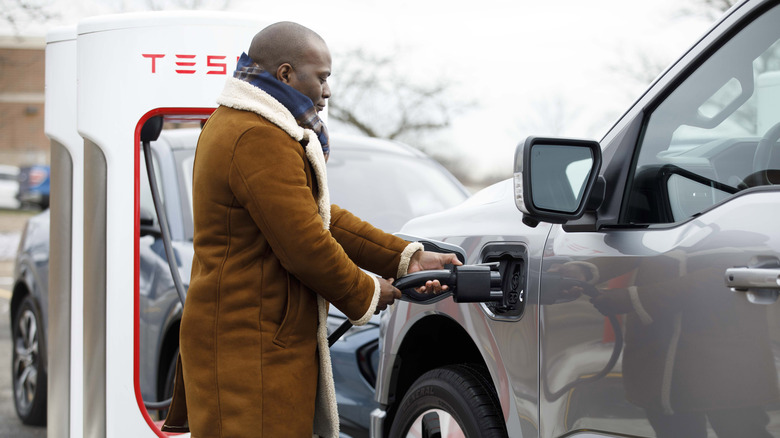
[323,82,331,99]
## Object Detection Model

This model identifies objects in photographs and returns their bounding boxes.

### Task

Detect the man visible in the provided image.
[162,21,459,438]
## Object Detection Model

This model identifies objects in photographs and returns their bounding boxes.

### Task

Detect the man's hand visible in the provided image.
[377,278,402,311]
[408,251,463,293]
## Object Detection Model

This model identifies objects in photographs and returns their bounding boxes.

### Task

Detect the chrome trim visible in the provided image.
[369,407,386,438]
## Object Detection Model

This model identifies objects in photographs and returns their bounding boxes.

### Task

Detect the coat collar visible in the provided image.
[217,77,331,229]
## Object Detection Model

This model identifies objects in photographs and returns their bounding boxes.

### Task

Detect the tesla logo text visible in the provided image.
[142,54,238,75]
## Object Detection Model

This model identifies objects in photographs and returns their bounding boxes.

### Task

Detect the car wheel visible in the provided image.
[12,295,47,426]
[388,364,507,438]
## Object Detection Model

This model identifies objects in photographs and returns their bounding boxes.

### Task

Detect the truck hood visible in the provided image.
[400,178,527,240]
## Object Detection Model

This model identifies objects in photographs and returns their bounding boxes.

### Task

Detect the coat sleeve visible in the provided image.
[329,205,422,279]
[227,125,378,323]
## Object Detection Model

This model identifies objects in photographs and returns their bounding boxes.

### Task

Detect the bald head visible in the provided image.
[247,21,333,110]
[248,21,326,73]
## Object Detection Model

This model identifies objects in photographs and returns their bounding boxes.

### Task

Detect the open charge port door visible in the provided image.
[480,244,528,319]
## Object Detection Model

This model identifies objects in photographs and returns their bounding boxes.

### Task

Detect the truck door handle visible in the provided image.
[725,263,780,305]
[725,267,780,290]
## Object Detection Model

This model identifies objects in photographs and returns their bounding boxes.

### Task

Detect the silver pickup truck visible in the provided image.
[373,0,780,437]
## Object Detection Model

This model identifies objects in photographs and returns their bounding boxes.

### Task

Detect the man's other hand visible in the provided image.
[377,277,402,311]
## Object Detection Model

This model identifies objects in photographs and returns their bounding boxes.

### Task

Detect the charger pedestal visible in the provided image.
[46,11,266,437]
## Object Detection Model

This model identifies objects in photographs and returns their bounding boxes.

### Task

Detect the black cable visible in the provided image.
[142,140,187,305]
[141,139,188,411]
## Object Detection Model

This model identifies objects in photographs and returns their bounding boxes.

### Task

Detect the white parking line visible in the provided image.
[0,288,10,300]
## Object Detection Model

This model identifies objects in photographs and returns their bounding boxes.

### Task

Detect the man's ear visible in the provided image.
[277,63,293,84]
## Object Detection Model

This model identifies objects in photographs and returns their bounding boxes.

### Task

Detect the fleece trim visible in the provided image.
[350,277,381,326]
[397,242,424,278]
[313,295,339,438]
[218,77,338,437]
[217,77,331,229]
[350,240,423,327]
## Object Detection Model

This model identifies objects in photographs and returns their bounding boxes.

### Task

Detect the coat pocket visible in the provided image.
[273,273,300,348]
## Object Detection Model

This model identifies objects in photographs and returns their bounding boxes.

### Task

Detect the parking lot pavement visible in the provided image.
[0,209,46,438]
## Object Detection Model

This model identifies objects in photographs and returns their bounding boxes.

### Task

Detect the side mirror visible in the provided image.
[514,136,602,226]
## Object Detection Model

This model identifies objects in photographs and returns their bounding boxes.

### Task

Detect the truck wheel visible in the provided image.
[12,295,47,425]
[389,364,507,438]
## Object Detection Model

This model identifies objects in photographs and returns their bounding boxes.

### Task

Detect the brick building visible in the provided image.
[0,35,48,167]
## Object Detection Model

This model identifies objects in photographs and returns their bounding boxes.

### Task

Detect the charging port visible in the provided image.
[480,244,528,318]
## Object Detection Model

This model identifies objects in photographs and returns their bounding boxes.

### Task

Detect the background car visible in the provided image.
[9,129,469,432]
[0,164,21,210]
[373,1,780,437]
[16,164,50,210]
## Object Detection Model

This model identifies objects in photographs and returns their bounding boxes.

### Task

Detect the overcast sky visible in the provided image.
[267,0,717,178]
[15,0,719,179]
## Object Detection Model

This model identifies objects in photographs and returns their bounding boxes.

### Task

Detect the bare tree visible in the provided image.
[682,0,739,19]
[145,0,232,10]
[328,47,485,185]
[0,0,235,32]
[0,0,59,34]
[607,0,740,102]
[329,48,471,149]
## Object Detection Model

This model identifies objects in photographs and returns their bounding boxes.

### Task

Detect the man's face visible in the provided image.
[285,39,332,112]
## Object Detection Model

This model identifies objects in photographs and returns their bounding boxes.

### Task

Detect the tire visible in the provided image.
[11,295,47,426]
[389,364,507,438]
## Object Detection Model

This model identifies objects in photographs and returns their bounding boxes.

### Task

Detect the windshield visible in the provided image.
[179,147,467,234]
[328,150,468,233]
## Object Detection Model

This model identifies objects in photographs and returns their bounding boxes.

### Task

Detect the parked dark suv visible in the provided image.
[374,1,780,437]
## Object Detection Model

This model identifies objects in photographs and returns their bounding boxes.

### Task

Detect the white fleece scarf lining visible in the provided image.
[218,78,331,228]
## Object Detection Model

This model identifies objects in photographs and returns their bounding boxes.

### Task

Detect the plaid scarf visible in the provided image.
[233,52,330,159]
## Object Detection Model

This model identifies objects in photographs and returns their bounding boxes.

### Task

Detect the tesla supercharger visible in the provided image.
[68,12,266,437]
[45,25,84,438]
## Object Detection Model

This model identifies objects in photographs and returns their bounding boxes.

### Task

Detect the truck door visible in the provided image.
[539,3,780,437]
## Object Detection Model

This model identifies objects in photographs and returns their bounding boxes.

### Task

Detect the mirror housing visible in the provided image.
[514,136,602,226]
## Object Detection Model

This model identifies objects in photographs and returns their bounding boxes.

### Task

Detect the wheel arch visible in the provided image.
[383,313,491,433]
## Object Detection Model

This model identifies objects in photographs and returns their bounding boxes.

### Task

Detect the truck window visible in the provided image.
[624,4,780,225]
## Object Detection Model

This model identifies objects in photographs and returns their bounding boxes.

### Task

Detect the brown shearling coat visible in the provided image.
[162,78,421,437]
